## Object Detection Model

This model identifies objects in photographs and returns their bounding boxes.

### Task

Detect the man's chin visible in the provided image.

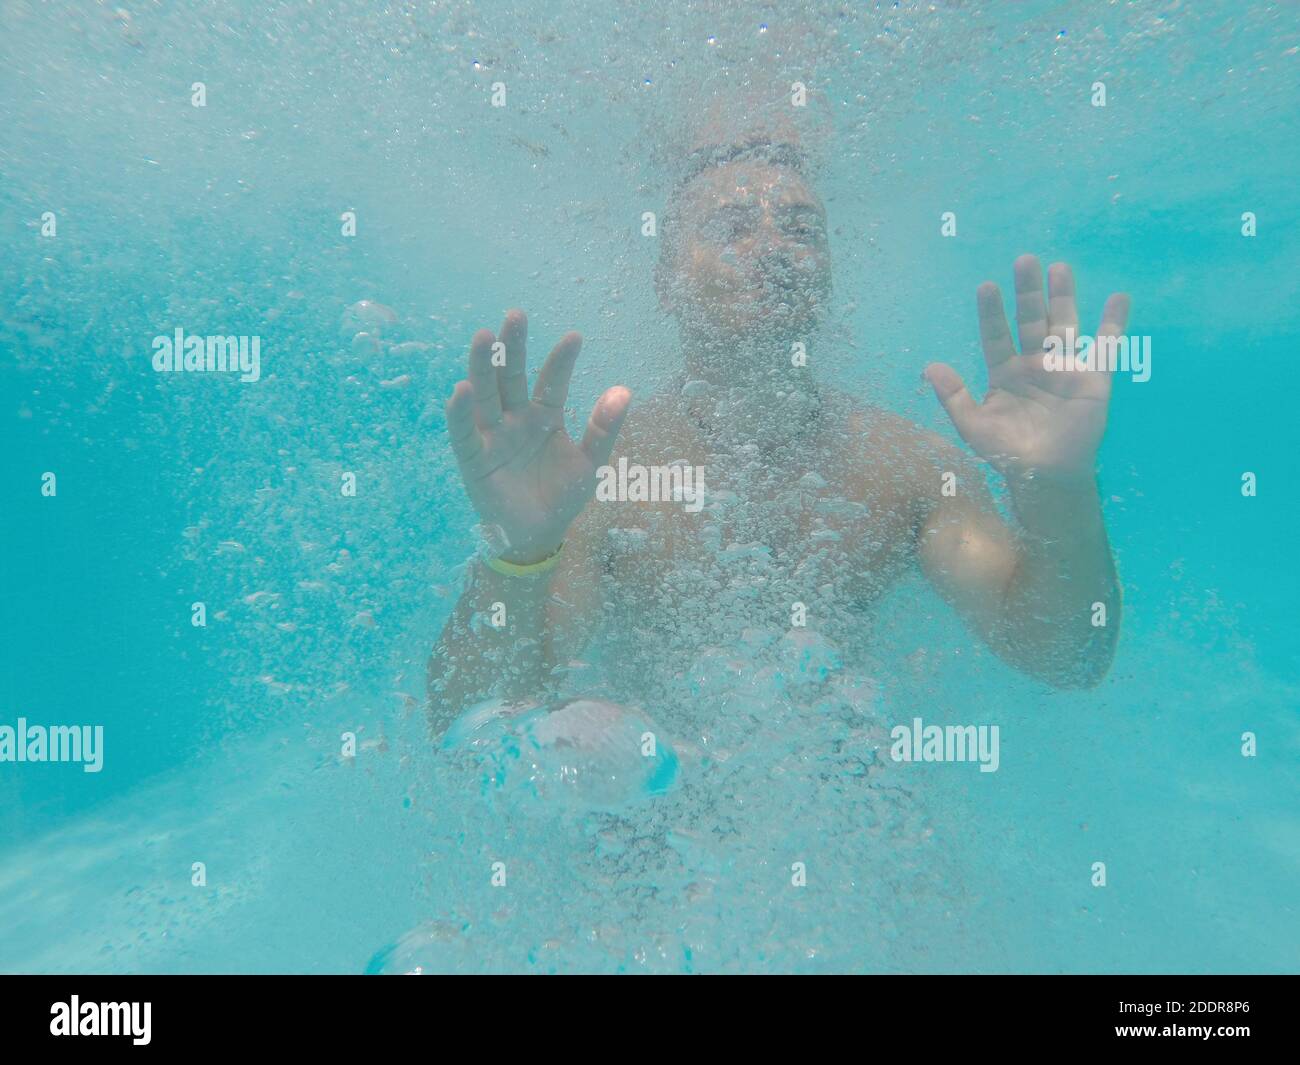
[679,299,822,344]
[747,299,822,336]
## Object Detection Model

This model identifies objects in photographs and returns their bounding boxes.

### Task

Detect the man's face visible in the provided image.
[661,158,832,342]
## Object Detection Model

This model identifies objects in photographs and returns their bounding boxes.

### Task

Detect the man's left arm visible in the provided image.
[914,448,1120,688]
[918,254,1130,688]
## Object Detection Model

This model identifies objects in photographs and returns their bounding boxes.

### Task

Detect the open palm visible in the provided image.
[446,310,630,563]
[926,255,1130,479]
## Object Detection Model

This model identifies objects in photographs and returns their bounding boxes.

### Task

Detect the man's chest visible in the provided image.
[596,469,918,627]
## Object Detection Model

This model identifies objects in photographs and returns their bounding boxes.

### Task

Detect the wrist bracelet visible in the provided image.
[484,542,565,578]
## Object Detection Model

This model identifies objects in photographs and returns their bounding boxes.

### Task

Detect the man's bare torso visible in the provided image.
[566,381,961,708]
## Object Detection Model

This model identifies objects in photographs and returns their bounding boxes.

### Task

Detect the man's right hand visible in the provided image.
[446,309,631,564]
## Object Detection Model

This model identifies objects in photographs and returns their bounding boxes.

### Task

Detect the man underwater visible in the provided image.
[427,106,1131,739]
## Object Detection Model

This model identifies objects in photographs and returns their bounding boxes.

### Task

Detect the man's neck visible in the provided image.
[676,328,826,453]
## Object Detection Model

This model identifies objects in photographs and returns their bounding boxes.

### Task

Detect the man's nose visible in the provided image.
[753,217,787,256]
[756,235,796,278]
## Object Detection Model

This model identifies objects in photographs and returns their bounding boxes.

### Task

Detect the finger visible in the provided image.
[446,380,487,474]
[924,363,980,443]
[467,328,503,428]
[1088,292,1131,390]
[1047,261,1079,341]
[579,386,632,469]
[976,281,1016,370]
[498,308,529,412]
[532,331,583,417]
[1013,254,1048,355]
[1096,292,1131,342]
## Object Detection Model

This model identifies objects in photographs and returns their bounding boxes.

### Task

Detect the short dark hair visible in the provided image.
[673,138,808,195]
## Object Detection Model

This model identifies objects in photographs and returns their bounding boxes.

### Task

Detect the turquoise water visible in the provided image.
[1,1,1297,973]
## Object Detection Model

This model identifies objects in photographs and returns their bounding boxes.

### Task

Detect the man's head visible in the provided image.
[656,139,832,346]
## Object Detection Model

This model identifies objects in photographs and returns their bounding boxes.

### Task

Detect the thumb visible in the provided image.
[924,362,980,441]
[579,385,632,469]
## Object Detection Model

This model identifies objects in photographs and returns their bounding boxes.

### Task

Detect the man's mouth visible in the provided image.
[757,273,819,309]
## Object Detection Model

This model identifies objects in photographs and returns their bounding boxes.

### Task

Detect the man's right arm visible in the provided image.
[426,509,605,735]
[424,307,628,737]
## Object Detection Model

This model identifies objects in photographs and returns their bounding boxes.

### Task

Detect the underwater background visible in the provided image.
[1,0,1296,972]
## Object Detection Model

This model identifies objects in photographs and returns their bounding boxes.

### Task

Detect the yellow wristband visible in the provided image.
[484,542,564,578]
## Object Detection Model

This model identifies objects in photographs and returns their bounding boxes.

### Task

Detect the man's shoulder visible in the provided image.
[613,382,968,470]
[833,393,959,468]
[825,391,985,525]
